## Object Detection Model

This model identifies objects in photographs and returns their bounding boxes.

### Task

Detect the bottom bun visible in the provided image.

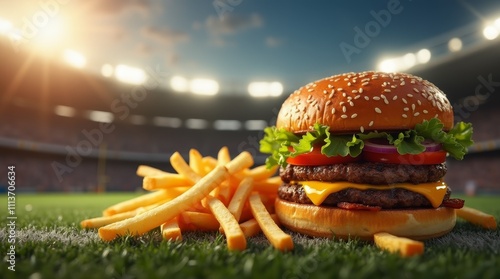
[275,198,456,241]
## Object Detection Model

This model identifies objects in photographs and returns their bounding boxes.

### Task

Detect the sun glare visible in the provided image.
[63,49,86,68]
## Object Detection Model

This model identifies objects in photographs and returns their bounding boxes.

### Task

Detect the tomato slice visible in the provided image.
[363,150,447,165]
[286,146,359,166]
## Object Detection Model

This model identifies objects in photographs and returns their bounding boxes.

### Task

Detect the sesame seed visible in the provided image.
[391,85,397,89]
[362,82,369,86]
[328,84,333,89]
[411,104,416,111]
[347,82,352,86]
[342,106,346,113]
[400,81,405,86]
[414,112,420,116]
[364,96,370,101]
[352,90,358,93]
[342,92,347,97]
[323,90,328,94]
[423,110,428,114]
[407,93,413,98]
[359,88,364,93]
[349,101,354,106]
[341,114,348,119]
[417,100,422,106]
[402,114,408,118]
[369,121,374,127]
[351,113,358,119]
[373,96,381,100]
[307,88,314,92]
[383,99,389,105]
[360,126,365,133]
[404,107,409,111]
[375,107,382,114]
[354,95,361,100]
[392,95,398,101]
[338,87,343,91]
[384,89,391,93]
[402,98,408,104]
[326,100,332,106]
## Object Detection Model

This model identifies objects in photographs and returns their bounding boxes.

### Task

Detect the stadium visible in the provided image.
[0,2,499,279]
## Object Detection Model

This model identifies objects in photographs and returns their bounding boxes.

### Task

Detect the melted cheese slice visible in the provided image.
[301,180,448,208]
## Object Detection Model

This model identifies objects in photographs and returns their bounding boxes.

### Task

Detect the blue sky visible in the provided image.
[1,0,499,94]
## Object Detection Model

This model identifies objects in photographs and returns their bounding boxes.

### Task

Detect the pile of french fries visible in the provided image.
[81,147,293,251]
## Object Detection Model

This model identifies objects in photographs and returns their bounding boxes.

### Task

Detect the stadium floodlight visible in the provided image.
[244,120,267,131]
[483,25,499,40]
[63,49,86,69]
[54,105,76,117]
[185,118,209,129]
[448,37,463,52]
[214,120,242,130]
[416,48,431,64]
[86,110,114,123]
[101,64,114,77]
[153,116,182,128]
[115,64,147,85]
[130,115,147,125]
[189,78,219,95]
[170,76,189,92]
[248,81,283,97]
[377,58,398,72]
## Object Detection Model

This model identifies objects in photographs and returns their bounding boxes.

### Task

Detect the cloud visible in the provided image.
[265,36,283,48]
[142,26,190,46]
[204,13,263,36]
[85,0,151,15]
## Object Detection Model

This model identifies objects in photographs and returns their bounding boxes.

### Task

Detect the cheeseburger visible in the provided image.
[260,71,473,240]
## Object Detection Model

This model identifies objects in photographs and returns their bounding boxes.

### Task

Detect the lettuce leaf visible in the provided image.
[259,118,474,168]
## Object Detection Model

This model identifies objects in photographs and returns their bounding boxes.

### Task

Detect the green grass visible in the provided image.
[1,193,500,279]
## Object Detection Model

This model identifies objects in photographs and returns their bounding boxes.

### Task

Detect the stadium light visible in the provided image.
[214,120,242,130]
[185,118,209,129]
[416,48,431,64]
[86,110,114,123]
[115,64,147,85]
[189,78,219,95]
[248,81,283,97]
[448,37,463,52]
[54,105,76,117]
[153,116,182,128]
[170,76,189,93]
[63,49,86,68]
[244,120,267,130]
[377,49,431,72]
[101,64,114,77]
[483,25,499,40]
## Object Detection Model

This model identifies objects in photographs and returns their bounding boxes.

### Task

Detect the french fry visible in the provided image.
[206,196,247,251]
[249,193,294,251]
[225,151,254,175]
[240,165,278,181]
[240,214,280,238]
[136,165,168,177]
[456,206,497,230]
[180,211,219,231]
[81,210,137,229]
[161,218,182,241]
[170,152,202,183]
[201,156,218,173]
[251,176,281,194]
[98,165,229,241]
[143,174,192,190]
[227,177,254,222]
[374,232,424,257]
[102,190,171,216]
[189,149,205,175]
[217,146,231,165]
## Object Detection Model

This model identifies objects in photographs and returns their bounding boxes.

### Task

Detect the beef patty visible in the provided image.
[280,162,447,185]
[277,182,452,209]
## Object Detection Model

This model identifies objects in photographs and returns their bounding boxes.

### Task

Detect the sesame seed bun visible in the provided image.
[275,198,457,241]
[276,71,454,134]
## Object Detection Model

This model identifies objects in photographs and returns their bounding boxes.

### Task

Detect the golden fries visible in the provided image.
[249,193,294,252]
[374,232,424,257]
[161,218,182,241]
[102,190,170,216]
[206,196,247,251]
[98,165,229,241]
[456,206,497,230]
[82,147,292,251]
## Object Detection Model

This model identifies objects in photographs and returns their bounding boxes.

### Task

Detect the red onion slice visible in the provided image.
[363,139,442,154]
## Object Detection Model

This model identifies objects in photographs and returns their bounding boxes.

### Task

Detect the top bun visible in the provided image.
[276,72,454,134]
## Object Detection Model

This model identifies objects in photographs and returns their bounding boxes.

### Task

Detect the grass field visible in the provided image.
[1,193,499,279]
